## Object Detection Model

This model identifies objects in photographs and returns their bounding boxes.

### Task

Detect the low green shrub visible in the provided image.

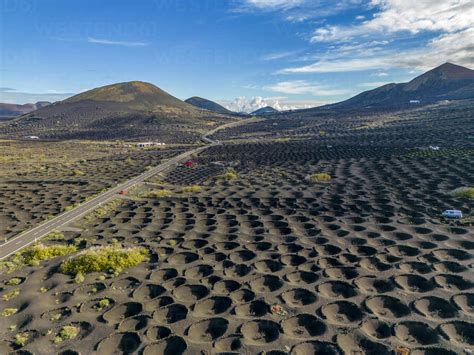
[450,187,474,199]
[179,185,202,193]
[220,168,238,180]
[2,289,20,301]
[53,325,79,344]
[44,230,65,240]
[1,244,77,272]
[60,245,148,276]
[72,169,85,176]
[22,244,77,266]
[1,308,18,317]
[83,199,122,223]
[309,173,332,182]
[5,277,22,286]
[74,272,85,284]
[95,298,110,310]
[146,189,172,198]
[14,332,29,346]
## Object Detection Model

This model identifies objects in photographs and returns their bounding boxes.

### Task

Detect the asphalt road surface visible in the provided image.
[0,118,249,261]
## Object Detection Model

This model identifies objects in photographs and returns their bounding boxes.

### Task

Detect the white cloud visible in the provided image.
[281,57,390,73]
[365,0,473,34]
[87,37,148,47]
[264,80,349,96]
[241,0,305,10]
[0,90,73,104]
[262,50,300,61]
[219,96,325,113]
[237,0,361,20]
[311,0,473,42]
[282,28,474,73]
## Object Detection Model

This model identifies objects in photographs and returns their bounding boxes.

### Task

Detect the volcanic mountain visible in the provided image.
[1,81,234,141]
[185,96,233,114]
[0,101,50,119]
[331,63,474,109]
[251,106,279,115]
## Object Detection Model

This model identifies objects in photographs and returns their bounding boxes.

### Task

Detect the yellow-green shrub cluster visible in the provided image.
[44,230,65,240]
[1,289,20,301]
[72,169,85,176]
[22,244,77,266]
[179,185,202,193]
[60,245,148,275]
[15,332,29,346]
[5,277,22,286]
[146,189,172,198]
[221,168,238,180]
[450,187,474,199]
[53,325,79,344]
[0,244,77,272]
[309,173,331,182]
[83,199,122,223]
[1,308,18,317]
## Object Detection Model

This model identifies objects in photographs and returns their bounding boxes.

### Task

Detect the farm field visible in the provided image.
[0,140,187,240]
[0,101,472,354]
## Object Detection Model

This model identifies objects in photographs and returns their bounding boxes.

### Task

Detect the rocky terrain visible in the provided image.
[0,98,472,354]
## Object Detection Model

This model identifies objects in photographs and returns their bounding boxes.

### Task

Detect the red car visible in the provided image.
[119,190,128,195]
[183,161,194,167]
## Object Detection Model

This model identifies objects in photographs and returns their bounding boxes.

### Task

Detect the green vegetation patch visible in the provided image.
[146,189,173,198]
[0,244,77,272]
[309,173,332,182]
[53,325,79,344]
[94,298,111,311]
[450,187,474,199]
[60,245,148,276]
[220,168,238,180]
[72,169,85,176]
[15,332,29,346]
[1,308,18,317]
[2,289,20,301]
[83,199,123,223]
[5,277,23,286]
[22,244,76,266]
[179,185,202,193]
[44,230,65,240]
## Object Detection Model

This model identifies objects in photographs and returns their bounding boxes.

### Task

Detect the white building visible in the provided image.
[136,142,166,148]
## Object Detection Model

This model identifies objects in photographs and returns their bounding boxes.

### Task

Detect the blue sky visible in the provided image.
[1,0,472,111]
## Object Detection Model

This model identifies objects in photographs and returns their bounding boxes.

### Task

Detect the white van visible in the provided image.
[441,210,463,219]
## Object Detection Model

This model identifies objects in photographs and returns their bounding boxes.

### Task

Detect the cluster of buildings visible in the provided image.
[136,142,166,148]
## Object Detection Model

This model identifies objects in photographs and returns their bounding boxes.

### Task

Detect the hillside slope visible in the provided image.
[331,63,474,109]
[0,101,50,118]
[185,96,233,114]
[0,81,234,141]
[251,106,279,115]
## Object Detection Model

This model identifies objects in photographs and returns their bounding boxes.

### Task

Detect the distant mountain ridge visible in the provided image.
[185,96,233,114]
[0,81,234,140]
[330,63,474,109]
[64,81,194,110]
[0,101,50,118]
[251,106,279,115]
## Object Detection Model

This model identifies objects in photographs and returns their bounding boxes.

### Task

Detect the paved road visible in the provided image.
[0,117,259,261]
[0,145,210,260]
[0,118,255,260]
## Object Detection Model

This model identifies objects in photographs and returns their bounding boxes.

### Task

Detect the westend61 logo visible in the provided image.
[1,0,36,12]
[34,21,159,39]
[153,0,228,12]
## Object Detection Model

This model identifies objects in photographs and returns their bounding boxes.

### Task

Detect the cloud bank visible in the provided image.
[219,96,325,113]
